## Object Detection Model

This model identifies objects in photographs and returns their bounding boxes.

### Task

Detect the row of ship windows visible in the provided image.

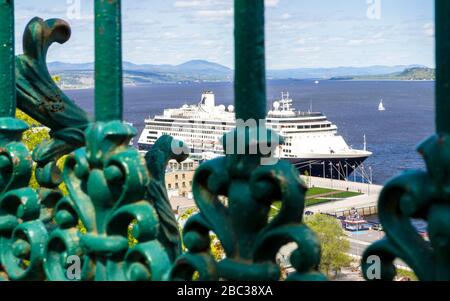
[148,122,330,130]
[149,122,232,131]
[158,118,326,125]
[146,125,330,135]
[155,119,233,126]
[148,133,218,141]
[275,124,331,129]
[161,132,218,141]
[147,127,225,135]
[268,117,325,123]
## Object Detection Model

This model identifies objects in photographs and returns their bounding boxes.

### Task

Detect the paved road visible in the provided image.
[346,230,411,270]
[306,193,379,214]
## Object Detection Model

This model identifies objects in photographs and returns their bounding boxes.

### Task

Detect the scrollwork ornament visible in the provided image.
[0,116,65,280]
[170,126,326,281]
[362,133,450,281]
[15,17,92,188]
[44,122,185,280]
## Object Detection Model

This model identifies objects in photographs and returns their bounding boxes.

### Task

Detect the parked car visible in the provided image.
[372,224,383,231]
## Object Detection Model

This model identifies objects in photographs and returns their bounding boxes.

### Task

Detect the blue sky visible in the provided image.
[14,0,434,69]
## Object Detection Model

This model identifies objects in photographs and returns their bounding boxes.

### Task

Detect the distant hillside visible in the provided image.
[49,60,234,88]
[397,67,435,80]
[47,60,433,88]
[330,67,435,81]
[267,65,426,80]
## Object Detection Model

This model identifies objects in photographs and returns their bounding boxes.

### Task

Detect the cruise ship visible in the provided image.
[138,91,372,179]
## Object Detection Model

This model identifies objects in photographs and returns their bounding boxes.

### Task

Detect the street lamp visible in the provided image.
[329,162,333,188]
[308,163,312,188]
[368,166,373,196]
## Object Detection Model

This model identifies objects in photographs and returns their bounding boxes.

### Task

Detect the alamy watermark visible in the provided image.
[66,255,81,280]
[365,255,381,280]
[367,0,382,20]
[66,0,82,20]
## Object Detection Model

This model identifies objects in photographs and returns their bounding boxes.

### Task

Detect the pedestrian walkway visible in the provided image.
[302,176,383,195]
[307,193,379,214]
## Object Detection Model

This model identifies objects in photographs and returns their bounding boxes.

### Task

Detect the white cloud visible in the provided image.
[174,0,210,8]
[196,9,233,20]
[265,0,280,8]
[423,22,434,37]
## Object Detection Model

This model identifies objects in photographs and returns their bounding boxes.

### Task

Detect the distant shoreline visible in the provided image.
[60,79,435,91]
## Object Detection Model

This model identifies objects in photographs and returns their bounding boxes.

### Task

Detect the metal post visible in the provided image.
[234,0,266,122]
[95,0,123,121]
[330,163,333,188]
[0,0,15,117]
[436,0,450,134]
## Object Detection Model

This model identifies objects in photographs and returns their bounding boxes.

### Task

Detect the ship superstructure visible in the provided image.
[138,91,372,178]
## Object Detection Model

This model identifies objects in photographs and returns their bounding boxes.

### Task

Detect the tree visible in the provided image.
[16,110,50,152]
[16,110,50,189]
[178,208,225,261]
[16,110,68,194]
[305,214,351,277]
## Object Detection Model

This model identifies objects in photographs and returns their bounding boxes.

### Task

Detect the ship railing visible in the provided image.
[0,0,448,281]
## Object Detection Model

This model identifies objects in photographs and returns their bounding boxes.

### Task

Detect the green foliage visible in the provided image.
[16,110,50,151]
[128,219,139,247]
[16,110,50,189]
[179,208,199,222]
[305,214,351,277]
[77,220,87,235]
[15,110,69,194]
[210,234,225,261]
[178,208,225,261]
[397,268,418,281]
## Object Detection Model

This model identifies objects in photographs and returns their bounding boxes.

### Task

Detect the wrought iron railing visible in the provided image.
[0,0,445,281]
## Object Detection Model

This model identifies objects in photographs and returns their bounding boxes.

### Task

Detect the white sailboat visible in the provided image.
[378,99,386,111]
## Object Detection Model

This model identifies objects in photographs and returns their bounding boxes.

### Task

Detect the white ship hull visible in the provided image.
[137,91,372,179]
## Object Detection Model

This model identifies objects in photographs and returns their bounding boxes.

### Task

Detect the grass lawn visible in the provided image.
[328,191,361,199]
[269,188,362,217]
[306,191,361,207]
[306,187,337,197]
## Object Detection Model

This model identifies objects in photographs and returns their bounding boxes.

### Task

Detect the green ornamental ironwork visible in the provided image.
[0,0,64,281]
[169,0,325,281]
[42,0,187,281]
[1,0,448,282]
[16,17,92,189]
[362,0,450,281]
